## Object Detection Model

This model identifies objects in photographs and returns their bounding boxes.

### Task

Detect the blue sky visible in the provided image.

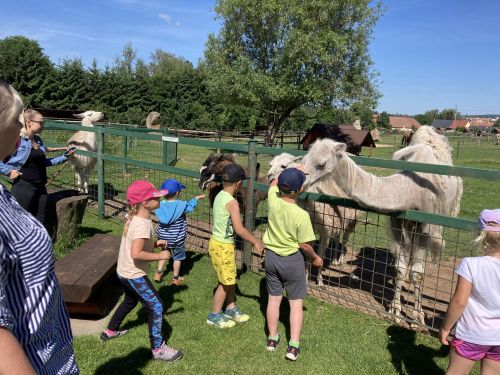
[1,0,499,115]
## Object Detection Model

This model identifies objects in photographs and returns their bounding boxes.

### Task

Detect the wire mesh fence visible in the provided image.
[38,120,499,333]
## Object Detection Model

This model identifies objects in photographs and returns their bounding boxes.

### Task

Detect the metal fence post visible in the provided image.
[97,125,105,218]
[162,128,169,165]
[122,135,128,173]
[243,140,257,271]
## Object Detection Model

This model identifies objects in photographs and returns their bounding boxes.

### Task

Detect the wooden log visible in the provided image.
[46,190,89,242]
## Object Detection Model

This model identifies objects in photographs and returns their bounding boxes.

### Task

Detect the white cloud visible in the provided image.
[158,12,172,24]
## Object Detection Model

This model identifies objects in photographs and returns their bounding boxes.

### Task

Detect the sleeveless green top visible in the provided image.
[212,190,236,243]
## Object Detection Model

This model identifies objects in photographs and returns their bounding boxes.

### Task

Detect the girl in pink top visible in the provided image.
[100,180,183,363]
[439,209,500,375]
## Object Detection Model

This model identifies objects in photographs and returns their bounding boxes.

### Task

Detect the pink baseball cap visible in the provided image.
[478,209,500,232]
[127,180,168,205]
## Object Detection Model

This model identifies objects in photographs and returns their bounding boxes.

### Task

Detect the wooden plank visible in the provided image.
[55,234,121,303]
[65,273,123,316]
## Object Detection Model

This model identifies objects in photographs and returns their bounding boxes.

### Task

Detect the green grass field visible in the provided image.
[73,216,465,375]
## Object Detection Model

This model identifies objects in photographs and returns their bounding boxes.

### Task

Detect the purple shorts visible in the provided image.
[451,337,500,361]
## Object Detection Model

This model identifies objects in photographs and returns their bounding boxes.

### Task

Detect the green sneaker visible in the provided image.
[224,307,250,323]
[207,313,236,328]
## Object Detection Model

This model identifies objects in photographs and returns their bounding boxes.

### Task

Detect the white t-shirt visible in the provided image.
[454,256,500,345]
[117,216,155,279]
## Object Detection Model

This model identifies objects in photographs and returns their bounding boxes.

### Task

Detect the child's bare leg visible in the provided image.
[172,260,181,278]
[225,284,236,310]
[266,295,283,337]
[211,283,228,314]
[153,259,167,282]
[481,358,500,375]
[445,347,476,375]
[289,298,303,343]
[157,259,167,272]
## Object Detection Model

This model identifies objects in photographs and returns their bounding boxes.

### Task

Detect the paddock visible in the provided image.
[39,120,500,333]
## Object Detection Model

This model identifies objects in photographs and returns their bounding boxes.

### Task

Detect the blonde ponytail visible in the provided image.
[123,204,139,236]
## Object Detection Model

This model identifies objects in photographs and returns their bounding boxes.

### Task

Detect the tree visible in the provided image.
[149,49,193,78]
[414,109,438,126]
[437,108,461,120]
[52,58,91,109]
[204,0,381,145]
[0,36,55,107]
[377,111,390,128]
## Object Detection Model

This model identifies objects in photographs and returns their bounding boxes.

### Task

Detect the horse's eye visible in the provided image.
[317,161,326,170]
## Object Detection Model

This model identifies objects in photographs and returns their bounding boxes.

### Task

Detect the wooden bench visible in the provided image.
[55,234,122,316]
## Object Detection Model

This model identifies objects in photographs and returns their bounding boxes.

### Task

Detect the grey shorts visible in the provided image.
[265,249,307,300]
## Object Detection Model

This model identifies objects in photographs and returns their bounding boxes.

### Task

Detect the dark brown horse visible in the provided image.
[199,153,267,209]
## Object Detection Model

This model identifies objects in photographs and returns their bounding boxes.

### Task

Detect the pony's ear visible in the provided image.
[292,156,302,162]
[333,142,347,153]
[73,113,84,119]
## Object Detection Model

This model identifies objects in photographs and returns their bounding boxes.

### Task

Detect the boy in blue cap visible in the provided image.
[154,178,205,284]
[263,167,323,361]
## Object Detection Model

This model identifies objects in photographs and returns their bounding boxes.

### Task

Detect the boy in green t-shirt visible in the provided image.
[263,167,323,361]
[207,163,264,328]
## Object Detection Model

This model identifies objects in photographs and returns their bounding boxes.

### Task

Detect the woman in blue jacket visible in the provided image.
[0,109,74,228]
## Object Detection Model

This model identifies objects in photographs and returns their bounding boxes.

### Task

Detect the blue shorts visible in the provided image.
[170,245,186,261]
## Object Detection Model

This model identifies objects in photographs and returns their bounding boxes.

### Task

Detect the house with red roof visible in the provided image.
[389,116,421,131]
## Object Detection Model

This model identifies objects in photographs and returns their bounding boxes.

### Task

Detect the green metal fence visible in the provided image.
[40,120,500,332]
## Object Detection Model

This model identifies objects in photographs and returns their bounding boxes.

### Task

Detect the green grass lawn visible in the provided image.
[72,243,472,375]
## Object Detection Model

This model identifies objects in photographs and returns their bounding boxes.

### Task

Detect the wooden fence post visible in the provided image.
[97,125,105,218]
[243,140,257,271]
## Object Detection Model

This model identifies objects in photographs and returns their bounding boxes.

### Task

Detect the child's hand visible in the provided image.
[254,240,264,255]
[155,240,167,249]
[312,255,323,268]
[439,327,450,345]
[158,250,171,260]
[195,194,206,200]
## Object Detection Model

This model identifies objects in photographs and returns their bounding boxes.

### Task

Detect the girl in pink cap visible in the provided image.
[439,209,500,375]
[100,180,183,363]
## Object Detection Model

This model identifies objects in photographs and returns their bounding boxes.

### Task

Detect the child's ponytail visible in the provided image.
[124,204,139,236]
[472,229,500,254]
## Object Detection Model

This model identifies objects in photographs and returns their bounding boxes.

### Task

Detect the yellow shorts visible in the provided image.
[208,238,236,285]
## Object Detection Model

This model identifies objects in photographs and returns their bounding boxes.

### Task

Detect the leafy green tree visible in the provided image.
[52,58,91,109]
[437,108,461,120]
[414,109,438,126]
[377,111,390,128]
[149,49,193,78]
[0,36,55,107]
[204,0,381,145]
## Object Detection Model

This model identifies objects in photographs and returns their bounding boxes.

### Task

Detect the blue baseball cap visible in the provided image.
[278,168,306,193]
[160,178,186,194]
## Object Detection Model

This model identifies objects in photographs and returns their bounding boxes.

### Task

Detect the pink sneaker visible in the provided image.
[100,328,128,342]
[152,342,183,362]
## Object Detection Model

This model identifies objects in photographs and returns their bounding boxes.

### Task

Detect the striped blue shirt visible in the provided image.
[0,184,78,374]
[155,198,198,247]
